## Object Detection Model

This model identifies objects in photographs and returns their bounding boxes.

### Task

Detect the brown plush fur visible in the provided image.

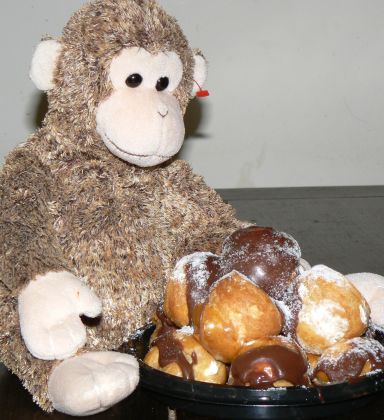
[0,0,242,411]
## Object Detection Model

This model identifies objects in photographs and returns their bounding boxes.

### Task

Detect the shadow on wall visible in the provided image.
[32,92,208,141]
[32,93,48,129]
[184,98,209,140]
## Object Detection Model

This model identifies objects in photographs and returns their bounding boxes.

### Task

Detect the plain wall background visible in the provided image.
[1,0,383,188]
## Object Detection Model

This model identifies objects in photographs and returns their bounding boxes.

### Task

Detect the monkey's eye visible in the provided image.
[125,73,143,88]
[156,77,169,92]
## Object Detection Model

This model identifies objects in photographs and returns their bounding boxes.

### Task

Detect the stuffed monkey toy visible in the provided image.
[0,0,242,415]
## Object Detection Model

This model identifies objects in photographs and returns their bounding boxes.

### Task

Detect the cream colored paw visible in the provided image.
[18,271,102,360]
[48,351,139,416]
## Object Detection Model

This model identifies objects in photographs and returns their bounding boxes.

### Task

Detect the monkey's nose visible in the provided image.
[158,103,168,118]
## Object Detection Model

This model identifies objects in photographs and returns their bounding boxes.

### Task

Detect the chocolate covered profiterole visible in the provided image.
[313,337,384,384]
[144,312,227,384]
[220,226,301,300]
[145,311,193,378]
[228,336,310,388]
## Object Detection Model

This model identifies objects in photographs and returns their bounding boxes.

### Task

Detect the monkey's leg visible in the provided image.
[48,351,139,416]
[0,284,57,411]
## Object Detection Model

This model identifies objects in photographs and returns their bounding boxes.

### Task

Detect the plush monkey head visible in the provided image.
[30,0,207,167]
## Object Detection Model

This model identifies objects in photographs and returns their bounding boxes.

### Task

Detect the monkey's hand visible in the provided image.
[18,271,102,360]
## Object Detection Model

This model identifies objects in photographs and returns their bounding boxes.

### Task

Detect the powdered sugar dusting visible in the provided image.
[298,299,349,346]
[221,239,300,273]
[173,252,217,284]
[221,229,301,261]
[347,273,384,327]
[186,252,220,306]
[278,231,301,259]
[298,258,311,274]
[177,325,194,335]
[275,299,293,326]
[313,337,384,383]
[298,264,349,287]
[320,337,384,365]
[298,282,309,300]
[347,337,384,357]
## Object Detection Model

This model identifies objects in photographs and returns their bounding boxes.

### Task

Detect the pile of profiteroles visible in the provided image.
[144,226,384,388]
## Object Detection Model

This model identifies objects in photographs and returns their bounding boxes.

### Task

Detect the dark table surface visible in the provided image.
[1,186,384,420]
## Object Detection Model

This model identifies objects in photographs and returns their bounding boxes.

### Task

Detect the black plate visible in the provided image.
[122,325,384,419]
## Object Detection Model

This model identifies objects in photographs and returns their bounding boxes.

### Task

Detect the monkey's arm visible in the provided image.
[0,147,101,359]
[0,148,71,291]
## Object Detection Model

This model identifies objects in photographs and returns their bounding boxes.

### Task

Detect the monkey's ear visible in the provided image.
[30,39,62,91]
[191,51,208,97]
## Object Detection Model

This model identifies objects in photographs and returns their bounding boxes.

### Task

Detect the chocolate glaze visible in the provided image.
[153,333,195,380]
[155,310,178,338]
[192,303,204,331]
[191,351,198,365]
[313,338,384,383]
[220,226,301,300]
[230,345,310,388]
[152,311,196,380]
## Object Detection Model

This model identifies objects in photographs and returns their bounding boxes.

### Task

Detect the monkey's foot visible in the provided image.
[48,351,139,416]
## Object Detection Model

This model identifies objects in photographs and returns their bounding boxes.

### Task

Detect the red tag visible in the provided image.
[197,89,210,97]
